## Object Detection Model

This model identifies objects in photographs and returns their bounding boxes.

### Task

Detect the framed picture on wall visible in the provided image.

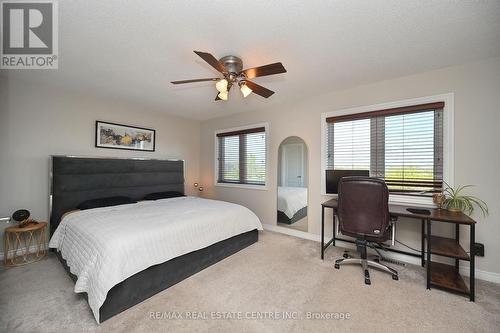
[95,121,156,152]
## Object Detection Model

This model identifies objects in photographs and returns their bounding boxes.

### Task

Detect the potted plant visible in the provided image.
[443,182,488,216]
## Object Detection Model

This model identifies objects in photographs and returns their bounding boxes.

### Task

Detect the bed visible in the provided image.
[48,156,262,323]
[277,186,308,224]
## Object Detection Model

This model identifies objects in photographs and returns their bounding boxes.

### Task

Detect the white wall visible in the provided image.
[199,57,500,278]
[0,76,201,251]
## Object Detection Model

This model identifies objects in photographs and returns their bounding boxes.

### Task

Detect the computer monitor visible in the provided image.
[325,169,370,194]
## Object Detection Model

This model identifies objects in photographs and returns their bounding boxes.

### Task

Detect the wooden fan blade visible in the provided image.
[194,51,227,73]
[171,78,219,84]
[244,80,275,98]
[241,62,286,79]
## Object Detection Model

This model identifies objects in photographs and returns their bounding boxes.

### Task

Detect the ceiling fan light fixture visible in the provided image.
[217,91,228,101]
[239,82,253,98]
[215,79,228,93]
[171,51,286,100]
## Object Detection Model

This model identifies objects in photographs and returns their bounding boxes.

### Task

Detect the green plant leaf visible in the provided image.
[455,184,473,197]
[441,183,488,217]
[463,196,489,216]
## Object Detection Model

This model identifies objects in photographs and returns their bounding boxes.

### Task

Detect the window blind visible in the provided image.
[217,127,266,185]
[326,103,444,196]
[327,118,371,170]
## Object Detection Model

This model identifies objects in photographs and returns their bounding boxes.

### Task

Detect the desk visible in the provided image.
[321,199,476,301]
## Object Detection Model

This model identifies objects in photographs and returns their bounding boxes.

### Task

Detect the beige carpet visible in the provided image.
[1,231,499,333]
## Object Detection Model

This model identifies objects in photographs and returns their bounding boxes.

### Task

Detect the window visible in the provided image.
[331,118,371,170]
[326,102,444,197]
[216,126,267,186]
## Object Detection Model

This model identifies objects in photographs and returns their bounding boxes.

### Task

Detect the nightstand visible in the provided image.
[3,222,47,267]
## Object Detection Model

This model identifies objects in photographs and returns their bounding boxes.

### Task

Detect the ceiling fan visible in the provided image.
[171,51,287,101]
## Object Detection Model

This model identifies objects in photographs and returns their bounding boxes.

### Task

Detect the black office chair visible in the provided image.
[334,177,398,285]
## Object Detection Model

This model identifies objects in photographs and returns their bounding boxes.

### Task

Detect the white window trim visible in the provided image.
[320,93,454,206]
[214,122,269,191]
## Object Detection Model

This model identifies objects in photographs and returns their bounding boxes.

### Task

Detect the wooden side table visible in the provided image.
[3,222,47,267]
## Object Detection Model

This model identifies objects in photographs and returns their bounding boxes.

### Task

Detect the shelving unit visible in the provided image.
[429,235,469,260]
[426,216,476,301]
[430,261,468,294]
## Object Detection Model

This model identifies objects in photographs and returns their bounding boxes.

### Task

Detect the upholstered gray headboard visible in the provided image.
[49,156,185,236]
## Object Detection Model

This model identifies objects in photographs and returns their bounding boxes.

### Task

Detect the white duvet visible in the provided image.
[49,196,263,322]
[277,186,308,218]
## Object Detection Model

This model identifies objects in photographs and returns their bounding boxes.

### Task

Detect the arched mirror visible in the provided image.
[277,136,308,232]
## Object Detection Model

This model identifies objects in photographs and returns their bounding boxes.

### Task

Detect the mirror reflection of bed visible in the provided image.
[277,136,308,232]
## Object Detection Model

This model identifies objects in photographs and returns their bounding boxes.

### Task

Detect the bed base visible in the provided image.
[56,229,258,323]
[277,206,308,225]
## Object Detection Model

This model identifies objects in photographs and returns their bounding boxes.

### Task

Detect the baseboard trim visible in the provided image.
[262,223,320,242]
[262,224,500,284]
[459,267,500,284]
[0,243,49,261]
[5,228,500,284]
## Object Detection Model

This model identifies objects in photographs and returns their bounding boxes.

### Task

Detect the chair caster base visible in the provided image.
[343,253,349,259]
[334,263,340,269]
[392,275,399,280]
[364,269,371,285]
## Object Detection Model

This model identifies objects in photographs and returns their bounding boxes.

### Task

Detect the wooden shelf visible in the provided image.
[429,261,469,294]
[429,235,470,260]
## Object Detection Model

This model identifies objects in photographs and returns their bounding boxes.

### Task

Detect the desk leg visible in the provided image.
[421,219,425,267]
[455,224,460,270]
[321,205,325,260]
[332,211,336,247]
[426,219,431,290]
[470,224,475,301]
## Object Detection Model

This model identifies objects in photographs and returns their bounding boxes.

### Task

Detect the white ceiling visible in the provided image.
[4,0,500,120]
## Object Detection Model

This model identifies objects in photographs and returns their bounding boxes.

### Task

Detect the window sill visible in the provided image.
[215,183,268,191]
[322,193,435,207]
[389,194,434,207]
